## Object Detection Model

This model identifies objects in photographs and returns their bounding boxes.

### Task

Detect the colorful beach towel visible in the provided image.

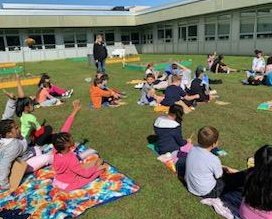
[0,145,140,219]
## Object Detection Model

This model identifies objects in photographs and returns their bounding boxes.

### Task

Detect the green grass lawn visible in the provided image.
[1,54,271,219]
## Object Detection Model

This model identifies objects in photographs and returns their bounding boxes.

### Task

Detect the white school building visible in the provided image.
[0,0,272,62]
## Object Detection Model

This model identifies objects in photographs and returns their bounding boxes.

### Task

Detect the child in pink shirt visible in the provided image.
[52,100,106,191]
[37,82,62,107]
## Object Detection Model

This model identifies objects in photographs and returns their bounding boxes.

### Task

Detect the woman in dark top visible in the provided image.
[93,35,108,73]
[210,54,237,74]
[153,104,188,155]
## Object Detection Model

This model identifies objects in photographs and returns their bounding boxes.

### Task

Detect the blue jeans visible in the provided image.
[96,60,106,73]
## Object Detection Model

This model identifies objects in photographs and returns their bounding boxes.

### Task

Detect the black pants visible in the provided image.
[34,125,53,146]
[202,170,247,198]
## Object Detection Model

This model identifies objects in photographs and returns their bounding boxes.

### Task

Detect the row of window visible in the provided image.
[0,29,141,51]
[0,8,272,51]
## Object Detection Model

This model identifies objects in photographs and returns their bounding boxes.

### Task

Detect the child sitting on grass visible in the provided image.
[138,73,157,106]
[38,73,73,98]
[0,119,53,190]
[240,145,272,219]
[188,66,217,102]
[154,75,199,113]
[36,82,62,107]
[16,97,53,146]
[207,52,216,71]
[90,77,120,109]
[154,104,192,155]
[185,126,247,198]
[52,100,107,191]
[145,63,160,79]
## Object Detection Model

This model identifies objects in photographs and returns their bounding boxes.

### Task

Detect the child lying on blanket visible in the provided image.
[184,126,247,198]
[38,73,73,98]
[138,74,157,106]
[153,75,199,113]
[36,82,63,107]
[52,100,107,191]
[154,104,192,155]
[240,145,272,219]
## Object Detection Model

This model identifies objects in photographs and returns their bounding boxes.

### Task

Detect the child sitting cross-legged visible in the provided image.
[154,75,200,113]
[138,73,157,106]
[90,76,121,109]
[185,126,247,198]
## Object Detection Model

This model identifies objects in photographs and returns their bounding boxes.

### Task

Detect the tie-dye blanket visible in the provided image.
[0,145,140,219]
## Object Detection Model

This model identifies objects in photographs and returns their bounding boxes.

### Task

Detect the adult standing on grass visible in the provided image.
[93,35,108,73]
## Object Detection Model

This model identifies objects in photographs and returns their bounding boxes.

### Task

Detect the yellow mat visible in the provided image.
[0,77,40,89]
[0,63,17,68]
[106,56,140,64]
[154,105,169,113]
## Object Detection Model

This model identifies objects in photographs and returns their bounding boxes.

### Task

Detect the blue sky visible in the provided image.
[0,0,178,6]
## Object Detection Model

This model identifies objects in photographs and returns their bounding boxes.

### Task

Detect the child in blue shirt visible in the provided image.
[160,75,199,108]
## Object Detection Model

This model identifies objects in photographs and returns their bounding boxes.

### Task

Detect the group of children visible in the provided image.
[152,103,271,219]
[243,50,272,86]
[207,52,237,74]
[0,75,106,192]
[137,63,218,114]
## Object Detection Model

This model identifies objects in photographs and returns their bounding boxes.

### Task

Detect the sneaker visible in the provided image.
[137,101,144,106]
[149,101,158,107]
[68,89,74,96]
[134,83,144,89]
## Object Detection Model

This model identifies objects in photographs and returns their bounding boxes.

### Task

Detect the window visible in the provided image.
[29,35,42,49]
[0,36,5,51]
[179,26,187,41]
[0,29,21,51]
[257,8,272,39]
[142,30,153,44]
[240,18,255,39]
[63,30,87,48]
[131,32,140,44]
[205,23,216,41]
[121,31,140,45]
[157,25,173,43]
[240,10,256,39]
[157,29,164,40]
[6,35,20,51]
[165,29,172,42]
[63,33,75,48]
[217,15,230,40]
[188,25,198,41]
[76,33,87,47]
[121,33,130,45]
[28,29,55,49]
[105,32,115,45]
[43,34,56,49]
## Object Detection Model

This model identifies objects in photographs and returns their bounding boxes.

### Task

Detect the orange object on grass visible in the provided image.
[90,85,114,109]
